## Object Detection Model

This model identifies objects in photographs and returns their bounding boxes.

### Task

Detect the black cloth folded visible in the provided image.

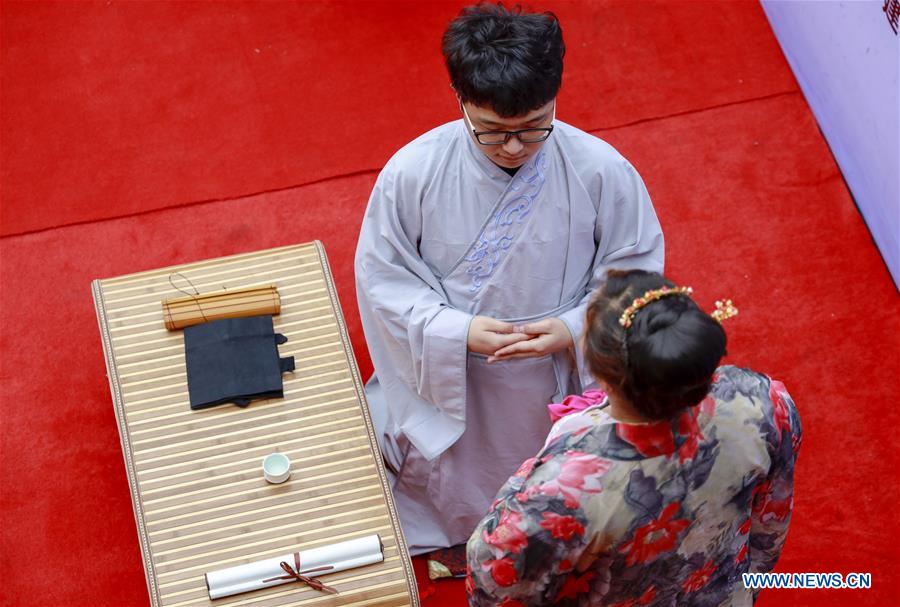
[184,315,295,410]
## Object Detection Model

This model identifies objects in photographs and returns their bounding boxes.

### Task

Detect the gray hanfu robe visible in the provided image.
[354,119,664,554]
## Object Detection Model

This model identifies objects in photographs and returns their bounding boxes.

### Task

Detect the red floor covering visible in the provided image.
[1,0,795,236]
[1,2,898,606]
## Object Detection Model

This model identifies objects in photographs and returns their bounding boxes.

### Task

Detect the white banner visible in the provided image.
[762,0,900,286]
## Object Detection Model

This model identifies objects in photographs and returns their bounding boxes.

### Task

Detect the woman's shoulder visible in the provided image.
[710,365,800,441]
[711,365,769,396]
[711,365,784,401]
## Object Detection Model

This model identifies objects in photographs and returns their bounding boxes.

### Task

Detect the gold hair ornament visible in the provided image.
[710,299,738,323]
[619,286,693,328]
[618,287,738,328]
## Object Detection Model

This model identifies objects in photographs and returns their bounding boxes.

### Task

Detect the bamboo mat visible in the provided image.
[92,242,419,607]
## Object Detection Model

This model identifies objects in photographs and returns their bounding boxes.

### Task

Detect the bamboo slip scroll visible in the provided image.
[162,284,281,330]
[91,242,419,607]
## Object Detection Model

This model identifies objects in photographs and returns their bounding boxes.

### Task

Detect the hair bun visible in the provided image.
[585,270,727,421]
[642,300,687,334]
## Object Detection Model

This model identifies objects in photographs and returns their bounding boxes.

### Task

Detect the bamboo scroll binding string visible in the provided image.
[162,273,281,330]
[262,552,338,595]
[166,273,209,326]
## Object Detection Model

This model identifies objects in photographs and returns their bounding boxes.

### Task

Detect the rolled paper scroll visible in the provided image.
[162,284,280,330]
[205,534,384,600]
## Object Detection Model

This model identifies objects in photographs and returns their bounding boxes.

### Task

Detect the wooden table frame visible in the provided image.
[93,242,419,607]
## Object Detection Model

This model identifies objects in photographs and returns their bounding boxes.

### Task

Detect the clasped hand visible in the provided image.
[467,315,573,363]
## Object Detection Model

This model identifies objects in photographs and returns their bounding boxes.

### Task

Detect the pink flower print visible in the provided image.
[768,380,792,438]
[735,543,748,564]
[699,394,716,418]
[482,557,518,587]
[619,502,691,566]
[676,406,704,463]
[751,480,772,516]
[682,560,716,593]
[539,512,585,541]
[536,451,611,508]
[481,508,528,556]
[514,457,538,478]
[555,570,594,602]
[760,496,792,522]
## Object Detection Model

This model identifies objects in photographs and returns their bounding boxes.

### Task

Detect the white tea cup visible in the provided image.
[262,452,291,484]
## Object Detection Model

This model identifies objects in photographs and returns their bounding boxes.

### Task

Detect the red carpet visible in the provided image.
[1,0,795,236]
[1,2,898,606]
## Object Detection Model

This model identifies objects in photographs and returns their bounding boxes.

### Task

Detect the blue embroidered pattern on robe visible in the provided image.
[465,152,548,292]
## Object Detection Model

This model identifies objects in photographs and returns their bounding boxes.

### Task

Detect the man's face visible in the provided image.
[461,99,556,169]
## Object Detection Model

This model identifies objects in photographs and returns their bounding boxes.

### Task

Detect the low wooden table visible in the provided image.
[92,242,419,607]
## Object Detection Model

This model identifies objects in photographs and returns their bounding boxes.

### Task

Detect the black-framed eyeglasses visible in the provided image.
[461,102,555,145]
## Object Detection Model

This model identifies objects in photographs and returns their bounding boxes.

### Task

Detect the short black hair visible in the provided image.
[442,2,564,118]
[584,270,727,420]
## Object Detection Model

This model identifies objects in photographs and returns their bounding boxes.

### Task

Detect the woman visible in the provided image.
[467,270,801,606]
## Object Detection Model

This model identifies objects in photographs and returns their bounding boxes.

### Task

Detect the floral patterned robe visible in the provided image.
[466,365,802,606]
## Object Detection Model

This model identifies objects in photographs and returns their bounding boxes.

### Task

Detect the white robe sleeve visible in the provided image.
[355,165,473,461]
[558,157,665,390]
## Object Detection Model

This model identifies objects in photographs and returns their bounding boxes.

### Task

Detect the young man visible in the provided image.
[354,3,664,555]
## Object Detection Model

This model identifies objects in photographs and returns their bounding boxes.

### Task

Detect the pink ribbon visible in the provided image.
[547,389,607,422]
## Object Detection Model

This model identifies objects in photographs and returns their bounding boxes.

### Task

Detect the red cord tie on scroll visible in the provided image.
[262,552,338,594]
